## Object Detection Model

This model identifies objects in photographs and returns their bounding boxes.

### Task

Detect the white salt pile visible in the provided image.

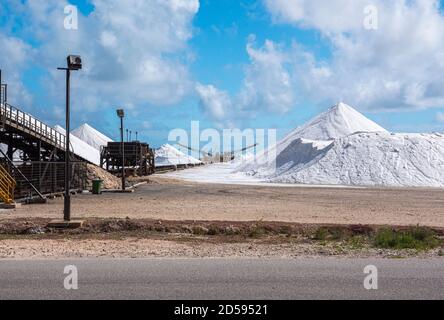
[238,102,444,187]
[269,132,444,187]
[54,125,101,166]
[284,102,387,141]
[72,123,113,151]
[155,144,202,167]
[238,103,387,177]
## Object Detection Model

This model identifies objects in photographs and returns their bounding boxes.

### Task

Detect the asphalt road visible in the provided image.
[0,258,442,300]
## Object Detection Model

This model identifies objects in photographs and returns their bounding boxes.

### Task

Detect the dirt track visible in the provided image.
[2,176,443,228]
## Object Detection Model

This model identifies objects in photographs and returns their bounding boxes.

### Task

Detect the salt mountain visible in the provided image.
[155,144,202,166]
[54,125,101,166]
[238,102,444,187]
[72,123,113,151]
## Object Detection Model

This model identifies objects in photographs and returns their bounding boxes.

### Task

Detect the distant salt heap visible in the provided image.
[238,103,444,187]
[72,123,113,151]
[155,144,202,167]
[54,125,101,166]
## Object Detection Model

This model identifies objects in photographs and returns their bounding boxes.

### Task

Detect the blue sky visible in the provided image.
[1,0,444,148]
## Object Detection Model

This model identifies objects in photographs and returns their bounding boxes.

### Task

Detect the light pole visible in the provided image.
[58,55,82,222]
[117,109,126,191]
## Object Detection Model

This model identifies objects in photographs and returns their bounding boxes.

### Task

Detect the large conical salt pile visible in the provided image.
[155,144,202,167]
[72,123,113,151]
[269,132,444,187]
[238,102,387,176]
[274,102,387,155]
[238,102,444,187]
[286,102,387,141]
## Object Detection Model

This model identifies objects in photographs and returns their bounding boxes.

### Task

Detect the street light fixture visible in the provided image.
[57,55,82,222]
[67,55,82,70]
[117,109,126,191]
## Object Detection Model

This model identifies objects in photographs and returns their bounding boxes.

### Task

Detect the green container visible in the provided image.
[92,179,103,195]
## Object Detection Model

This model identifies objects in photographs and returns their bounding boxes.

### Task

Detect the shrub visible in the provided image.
[314,228,329,241]
[374,227,439,250]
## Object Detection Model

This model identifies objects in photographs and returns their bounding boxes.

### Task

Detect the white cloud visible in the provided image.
[264,0,444,111]
[0,0,199,118]
[239,36,294,114]
[436,112,444,123]
[100,31,118,48]
[265,0,366,33]
[196,36,295,124]
[195,83,231,121]
[0,34,33,107]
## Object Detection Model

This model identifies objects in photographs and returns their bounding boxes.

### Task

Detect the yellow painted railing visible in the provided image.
[0,164,16,204]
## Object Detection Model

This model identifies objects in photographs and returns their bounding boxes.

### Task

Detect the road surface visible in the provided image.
[0,258,442,300]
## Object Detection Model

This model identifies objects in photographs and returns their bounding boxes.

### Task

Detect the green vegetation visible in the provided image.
[312,225,441,252]
[347,236,366,250]
[314,228,329,241]
[374,227,440,250]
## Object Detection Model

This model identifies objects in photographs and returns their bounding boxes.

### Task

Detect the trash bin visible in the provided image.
[92,179,103,195]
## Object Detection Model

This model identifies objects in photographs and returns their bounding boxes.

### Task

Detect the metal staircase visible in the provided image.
[0,163,16,204]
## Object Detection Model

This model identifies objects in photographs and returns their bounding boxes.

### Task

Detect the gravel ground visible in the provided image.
[1,176,443,228]
[1,175,443,259]
[0,238,442,259]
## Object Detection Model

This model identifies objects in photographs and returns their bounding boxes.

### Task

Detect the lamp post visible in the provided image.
[117,109,126,191]
[135,131,138,141]
[130,130,132,142]
[58,55,82,222]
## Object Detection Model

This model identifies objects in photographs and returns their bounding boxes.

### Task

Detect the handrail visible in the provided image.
[0,103,81,163]
[1,103,66,150]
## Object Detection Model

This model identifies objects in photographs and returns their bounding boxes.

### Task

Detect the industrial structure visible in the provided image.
[177,143,258,163]
[0,71,88,203]
[0,68,181,205]
[100,141,155,177]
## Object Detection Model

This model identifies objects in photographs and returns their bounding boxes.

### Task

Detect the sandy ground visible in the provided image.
[1,238,441,259]
[1,175,444,259]
[1,175,443,228]
[0,176,444,227]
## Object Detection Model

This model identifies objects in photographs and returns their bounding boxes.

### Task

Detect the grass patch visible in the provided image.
[314,228,329,241]
[347,236,366,250]
[374,227,440,250]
